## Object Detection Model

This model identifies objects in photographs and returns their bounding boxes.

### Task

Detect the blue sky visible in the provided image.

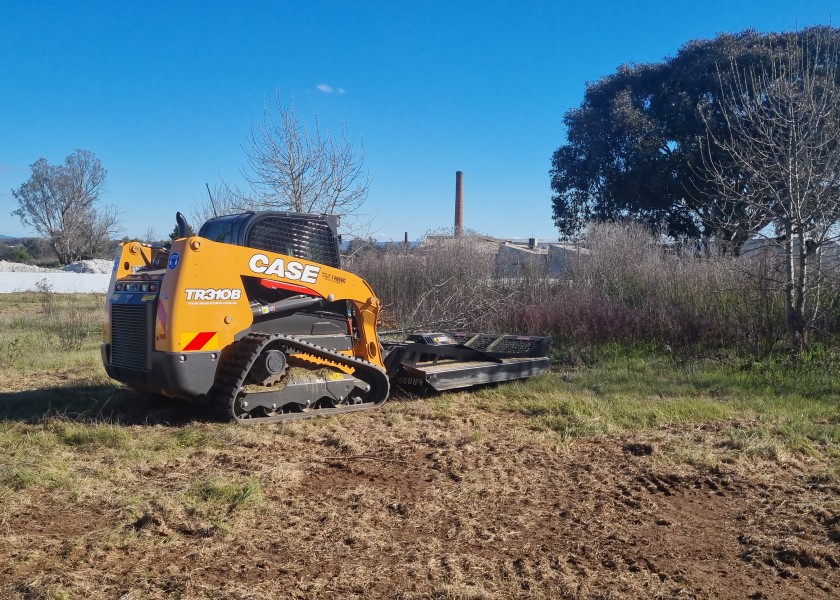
[0,1,834,241]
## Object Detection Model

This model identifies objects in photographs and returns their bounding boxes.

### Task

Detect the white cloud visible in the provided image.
[316,83,346,94]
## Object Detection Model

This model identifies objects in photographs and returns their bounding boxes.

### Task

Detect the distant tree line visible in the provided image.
[0,237,52,263]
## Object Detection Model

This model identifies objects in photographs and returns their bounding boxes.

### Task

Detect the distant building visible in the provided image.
[546,243,590,274]
[495,241,547,277]
[419,234,503,255]
[421,234,590,278]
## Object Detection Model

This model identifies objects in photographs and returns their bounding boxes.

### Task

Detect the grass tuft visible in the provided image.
[54,422,131,450]
[1,467,39,491]
[172,426,212,448]
[188,476,263,512]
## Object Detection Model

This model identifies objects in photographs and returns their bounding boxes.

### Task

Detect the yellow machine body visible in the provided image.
[113,236,383,365]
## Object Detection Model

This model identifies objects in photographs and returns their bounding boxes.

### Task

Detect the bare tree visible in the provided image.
[229,95,371,224]
[192,96,371,233]
[11,150,121,264]
[245,97,370,216]
[700,31,840,345]
[193,94,370,232]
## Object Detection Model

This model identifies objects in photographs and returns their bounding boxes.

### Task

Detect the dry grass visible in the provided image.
[349,222,840,356]
[3,401,838,599]
[1,293,840,599]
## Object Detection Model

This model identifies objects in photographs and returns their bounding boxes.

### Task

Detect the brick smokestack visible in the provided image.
[454,171,464,237]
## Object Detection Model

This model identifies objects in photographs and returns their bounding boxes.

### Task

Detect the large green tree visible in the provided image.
[550,27,840,245]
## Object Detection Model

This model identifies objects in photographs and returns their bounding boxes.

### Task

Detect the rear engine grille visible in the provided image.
[111,304,151,370]
[247,216,340,267]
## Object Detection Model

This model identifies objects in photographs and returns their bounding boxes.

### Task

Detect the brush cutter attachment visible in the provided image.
[383,332,550,392]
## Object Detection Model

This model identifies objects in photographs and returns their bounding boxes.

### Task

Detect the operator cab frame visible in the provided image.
[198,211,342,268]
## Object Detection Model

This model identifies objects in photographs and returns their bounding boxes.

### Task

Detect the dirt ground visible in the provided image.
[2,392,838,600]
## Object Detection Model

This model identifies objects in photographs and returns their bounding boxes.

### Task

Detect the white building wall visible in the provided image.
[0,273,111,293]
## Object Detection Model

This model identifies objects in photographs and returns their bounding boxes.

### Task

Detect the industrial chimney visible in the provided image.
[454,171,464,237]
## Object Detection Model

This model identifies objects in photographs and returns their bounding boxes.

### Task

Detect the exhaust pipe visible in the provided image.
[176,212,188,239]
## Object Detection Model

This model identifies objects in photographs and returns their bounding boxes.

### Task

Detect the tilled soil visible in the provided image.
[2,402,839,599]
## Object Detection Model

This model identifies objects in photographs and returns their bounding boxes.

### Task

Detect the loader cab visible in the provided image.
[198,211,351,347]
[198,213,244,245]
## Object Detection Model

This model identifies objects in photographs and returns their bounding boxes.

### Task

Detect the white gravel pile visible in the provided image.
[0,260,59,273]
[0,258,114,274]
[61,259,114,274]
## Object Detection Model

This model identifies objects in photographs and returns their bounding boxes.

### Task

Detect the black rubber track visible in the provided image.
[211,332,390,424]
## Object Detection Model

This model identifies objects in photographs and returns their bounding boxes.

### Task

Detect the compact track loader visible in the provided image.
[102,212,550,424]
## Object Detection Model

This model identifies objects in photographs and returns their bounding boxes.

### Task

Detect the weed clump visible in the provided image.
[55,422,130,450]
[188,476,263,512]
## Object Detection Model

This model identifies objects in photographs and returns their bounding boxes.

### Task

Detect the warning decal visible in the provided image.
[180,332,219,351]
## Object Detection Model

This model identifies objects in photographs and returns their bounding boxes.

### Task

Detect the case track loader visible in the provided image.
[101,212,550,424]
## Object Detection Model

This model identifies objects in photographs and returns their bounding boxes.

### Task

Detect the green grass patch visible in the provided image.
[0,461,74,491]
[0,292,106,377]
[484,347,840,454]
[187,476,263,512]
[0,425,75,491]
[172,425,214,448]
[54,422,131,450]
[2,466,42,490]
[0,419,247,495]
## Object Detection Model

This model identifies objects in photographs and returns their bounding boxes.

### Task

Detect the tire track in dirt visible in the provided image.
[2,416,839,599]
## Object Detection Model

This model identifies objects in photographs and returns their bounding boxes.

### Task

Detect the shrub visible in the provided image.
[10,248,33,261]
[33,283,99,351]
[346,223,831,357]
